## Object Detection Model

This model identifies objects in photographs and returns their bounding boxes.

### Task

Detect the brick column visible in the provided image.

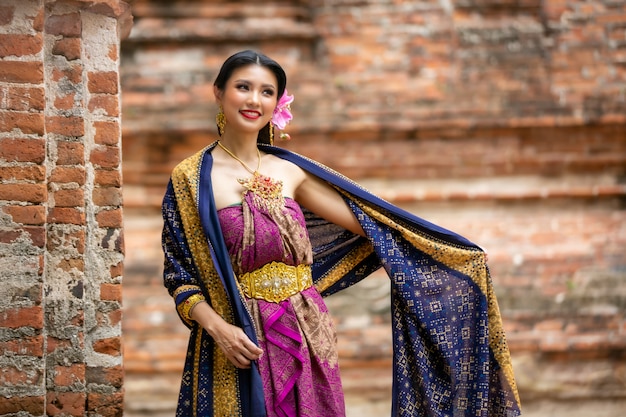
[0,1,131,416]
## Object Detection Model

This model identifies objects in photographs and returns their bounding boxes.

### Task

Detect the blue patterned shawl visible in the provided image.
[162,142,521,416]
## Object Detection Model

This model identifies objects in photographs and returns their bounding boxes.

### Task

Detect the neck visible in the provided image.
[218,132,258,159]
[217,136,261,174]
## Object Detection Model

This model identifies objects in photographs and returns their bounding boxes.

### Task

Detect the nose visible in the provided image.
[247,90,261,107]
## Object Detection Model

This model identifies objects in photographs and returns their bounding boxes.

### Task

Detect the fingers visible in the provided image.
[213,324,263,369]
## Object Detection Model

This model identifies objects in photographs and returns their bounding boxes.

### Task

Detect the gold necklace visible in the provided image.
[217,141,284,212]
[217,141,261,174]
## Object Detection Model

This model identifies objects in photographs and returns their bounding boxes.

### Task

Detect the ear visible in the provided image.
[213,85,223,104]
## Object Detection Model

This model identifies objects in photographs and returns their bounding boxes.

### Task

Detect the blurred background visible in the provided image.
[119,1,626,416]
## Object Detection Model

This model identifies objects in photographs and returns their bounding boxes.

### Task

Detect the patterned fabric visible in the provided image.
[218,195,312,275]
[218,195,345,416]
[247,288,345,417]
[162,142,522,417]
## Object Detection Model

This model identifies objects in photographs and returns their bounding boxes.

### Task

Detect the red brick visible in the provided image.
[94,169,121,187]
[90,146,120,169]
[0,230,21,243]
[93,337,121,356]
[46,115,85,137]
[53,363,85,387]
[54,93,79,111]
[108,308,122,327]
[88,94,120,117]
[45,13,81,37]
[0,86,45,111]
[0,396,45,415]
[93,187,122,206]
[0,34,43,57]
[1,365,43,386]
[108,44,118,61]
[86,392,123,416]
[33,8,43,32]
[86,365,123,388]
[0,305,43,329]
[0,183,47,203]
[47,335,80,354]
[0,6,14,26]
[0,335,44,357]
[110,261,123,278]
[93,120,120,145]
[0,166,46,182]
[56,141,84,165]
[52,38,81,61]
[50,167,86,185]
[95,208,122,228]
[0,110,45,135]
[1,226,44,247]
[100,283,122,302]
[52,65,82,84]
[48,208,85,225]
[53,188,84,207]
[88,71,118,94]
[2,205,46,225]
[0,61,43,83]
[46,392,85,417]
[24,226,46,247]
[0,138,45,163]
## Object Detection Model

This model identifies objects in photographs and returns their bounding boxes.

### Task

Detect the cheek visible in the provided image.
[263,99,277,114]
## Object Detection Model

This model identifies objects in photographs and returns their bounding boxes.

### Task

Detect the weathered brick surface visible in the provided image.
[119,1,626,416]
[1,1,130,414]
[0,86,45,111]
[52,37,82,61]
[45,392,86,417]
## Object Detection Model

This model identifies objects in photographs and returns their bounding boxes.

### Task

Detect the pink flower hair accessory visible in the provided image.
[272,90,294,140]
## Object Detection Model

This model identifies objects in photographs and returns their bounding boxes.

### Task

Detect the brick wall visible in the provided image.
[120,2,626,415]
[0,1,131,416]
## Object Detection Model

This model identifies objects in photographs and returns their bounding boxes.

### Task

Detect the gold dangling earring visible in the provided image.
[269,121,274,145]
[216,105,226,136]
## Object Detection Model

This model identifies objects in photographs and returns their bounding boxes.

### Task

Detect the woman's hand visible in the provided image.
[211,321,263,369]
[190,301,263,369]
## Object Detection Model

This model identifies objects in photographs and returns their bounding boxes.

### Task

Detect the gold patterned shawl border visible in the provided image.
[170,145,241,416]
[349,197,520,407]
[314,241,374,293]
[192,326,202,416]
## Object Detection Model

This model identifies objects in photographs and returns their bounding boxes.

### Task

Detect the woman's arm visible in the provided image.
[295,171,366,237]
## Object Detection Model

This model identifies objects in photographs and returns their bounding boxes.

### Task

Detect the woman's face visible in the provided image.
[216,64,278,136]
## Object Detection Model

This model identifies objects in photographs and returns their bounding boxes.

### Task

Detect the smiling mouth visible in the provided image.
[240,110,261,119]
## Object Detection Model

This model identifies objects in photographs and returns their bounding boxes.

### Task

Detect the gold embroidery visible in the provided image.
[238,262,312,303]
[177,293,206,322]
[173,284,201,297]
[192,325,202,416]
[171,144,240,416]
[314,241,374,293]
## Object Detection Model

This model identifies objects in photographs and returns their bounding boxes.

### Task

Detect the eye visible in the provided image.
[236,83,249,91]
[263,89,275,97]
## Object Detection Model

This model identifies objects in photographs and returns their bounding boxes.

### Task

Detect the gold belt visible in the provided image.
[238,262,312,303]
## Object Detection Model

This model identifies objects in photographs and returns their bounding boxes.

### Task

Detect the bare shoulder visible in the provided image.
[262,153,306,198]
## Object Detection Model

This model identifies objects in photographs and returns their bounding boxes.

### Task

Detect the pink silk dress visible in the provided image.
[218,192,346,417]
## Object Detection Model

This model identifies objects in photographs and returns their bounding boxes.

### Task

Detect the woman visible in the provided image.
[162,50,522,417]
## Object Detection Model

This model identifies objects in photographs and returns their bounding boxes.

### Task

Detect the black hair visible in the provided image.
[213,50,287,145]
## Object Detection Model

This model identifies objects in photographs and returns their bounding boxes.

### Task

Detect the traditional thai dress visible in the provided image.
[218,192,345,416]
[162,142,522,417]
